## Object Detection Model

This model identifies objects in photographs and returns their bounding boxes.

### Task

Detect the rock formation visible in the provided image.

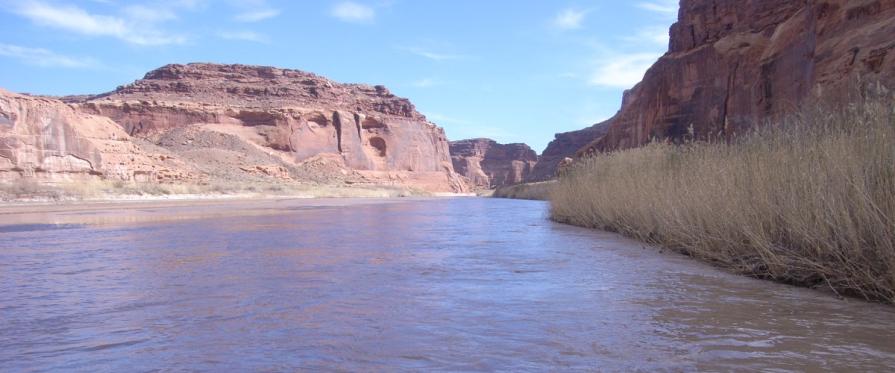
[529,0,895,181]
[0,89,199,183]
[527,123,609,182]
[449,138,538,189]
[1,63,467,192]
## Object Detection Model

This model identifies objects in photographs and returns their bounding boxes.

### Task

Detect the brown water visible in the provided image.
[1,198,893,372]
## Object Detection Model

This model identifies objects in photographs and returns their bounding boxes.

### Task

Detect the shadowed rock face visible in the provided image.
[529,0,895,181]
[450,138,538,189]
[40,63,467,192]
[0,89,199,183]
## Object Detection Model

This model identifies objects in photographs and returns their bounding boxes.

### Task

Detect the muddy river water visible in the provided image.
[1,198,893,371]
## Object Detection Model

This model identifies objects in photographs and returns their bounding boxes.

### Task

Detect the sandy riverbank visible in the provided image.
[0,195,472,227]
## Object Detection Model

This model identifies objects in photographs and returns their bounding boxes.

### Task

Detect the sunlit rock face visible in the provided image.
[0,89,199,183]
[529,0,895,181]
[55,63,466,192]
[450,138,538,189]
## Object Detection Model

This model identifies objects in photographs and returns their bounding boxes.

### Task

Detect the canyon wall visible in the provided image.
[0,89,199,183]
[1,63,467,192]
[449,138,538,189]
[529,0,895,181]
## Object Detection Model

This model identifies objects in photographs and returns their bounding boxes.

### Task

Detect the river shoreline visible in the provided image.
[0,196,464,227]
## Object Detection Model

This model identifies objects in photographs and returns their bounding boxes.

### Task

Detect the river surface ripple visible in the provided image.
[1,198,893,372]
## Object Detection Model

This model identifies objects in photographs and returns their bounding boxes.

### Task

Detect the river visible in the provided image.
[1,198,893,371]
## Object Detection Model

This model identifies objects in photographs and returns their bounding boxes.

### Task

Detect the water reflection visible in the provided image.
[0,198,893,371]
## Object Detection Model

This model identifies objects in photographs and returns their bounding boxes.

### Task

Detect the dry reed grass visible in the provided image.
[492,181,556,201]
[551,94,895,302]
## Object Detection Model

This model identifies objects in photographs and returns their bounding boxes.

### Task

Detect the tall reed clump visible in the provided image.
[550,95,895,302]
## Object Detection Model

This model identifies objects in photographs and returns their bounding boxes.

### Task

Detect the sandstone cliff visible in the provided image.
[0,89,199,184]
[449,138,538,189]
[3,63,466,193]
[529,0,895,181]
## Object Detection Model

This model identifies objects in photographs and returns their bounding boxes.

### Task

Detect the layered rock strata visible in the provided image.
[2,63,467,192]
[0,89,198,183]
[449,138,538,189]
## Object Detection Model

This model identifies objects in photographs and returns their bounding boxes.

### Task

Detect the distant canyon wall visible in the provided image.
[449,138,538,189]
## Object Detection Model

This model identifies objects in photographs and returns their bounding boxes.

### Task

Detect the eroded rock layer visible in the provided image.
[36,63,466,192]
[0,89,199,183]
[529,0,895,181]
[450,138,538,189]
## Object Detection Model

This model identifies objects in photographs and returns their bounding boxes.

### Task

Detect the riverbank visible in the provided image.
[0,179,441,204]
[550,98,895,303]
[0,196,434,227]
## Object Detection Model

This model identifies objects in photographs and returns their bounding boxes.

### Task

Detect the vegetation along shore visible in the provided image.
[550,96,895,303]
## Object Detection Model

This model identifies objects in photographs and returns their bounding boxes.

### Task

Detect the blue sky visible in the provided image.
[0,0,679,152]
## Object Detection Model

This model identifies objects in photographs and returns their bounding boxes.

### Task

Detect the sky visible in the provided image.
[0,0,679,152]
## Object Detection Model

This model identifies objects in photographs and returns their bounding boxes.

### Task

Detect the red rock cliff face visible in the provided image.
[67,63,465,192]
[449,138,538,189]
[529,0,895,181]
[0,89,198,183]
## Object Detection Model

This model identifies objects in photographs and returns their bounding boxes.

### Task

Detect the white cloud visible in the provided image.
[13,1,186,46]
[331,2,375,23]
[123,5,177,23]
[636,1,678,15]
[551,8,588,30]
[234,8,279,22]
[218,30,269,43]
[588,53,661,88]
[226,0,279,22]
[0,43,98,68]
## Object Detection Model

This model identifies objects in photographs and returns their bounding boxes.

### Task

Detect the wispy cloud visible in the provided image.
[636,1,678,15]
[0,43,99,68]
[551,8,589,30]
[588,52,661,88]
[218,30,269,43]
[225,0,280,22]
[234,8,279,22]
[12,1,186,46]
[122,5,177,23]
[330,1,375,23]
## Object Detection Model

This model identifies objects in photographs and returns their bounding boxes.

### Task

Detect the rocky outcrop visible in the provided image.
[57,63,465,192]
[0,89,199,183]
[530,0,895,180]
[449,138,538,189]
